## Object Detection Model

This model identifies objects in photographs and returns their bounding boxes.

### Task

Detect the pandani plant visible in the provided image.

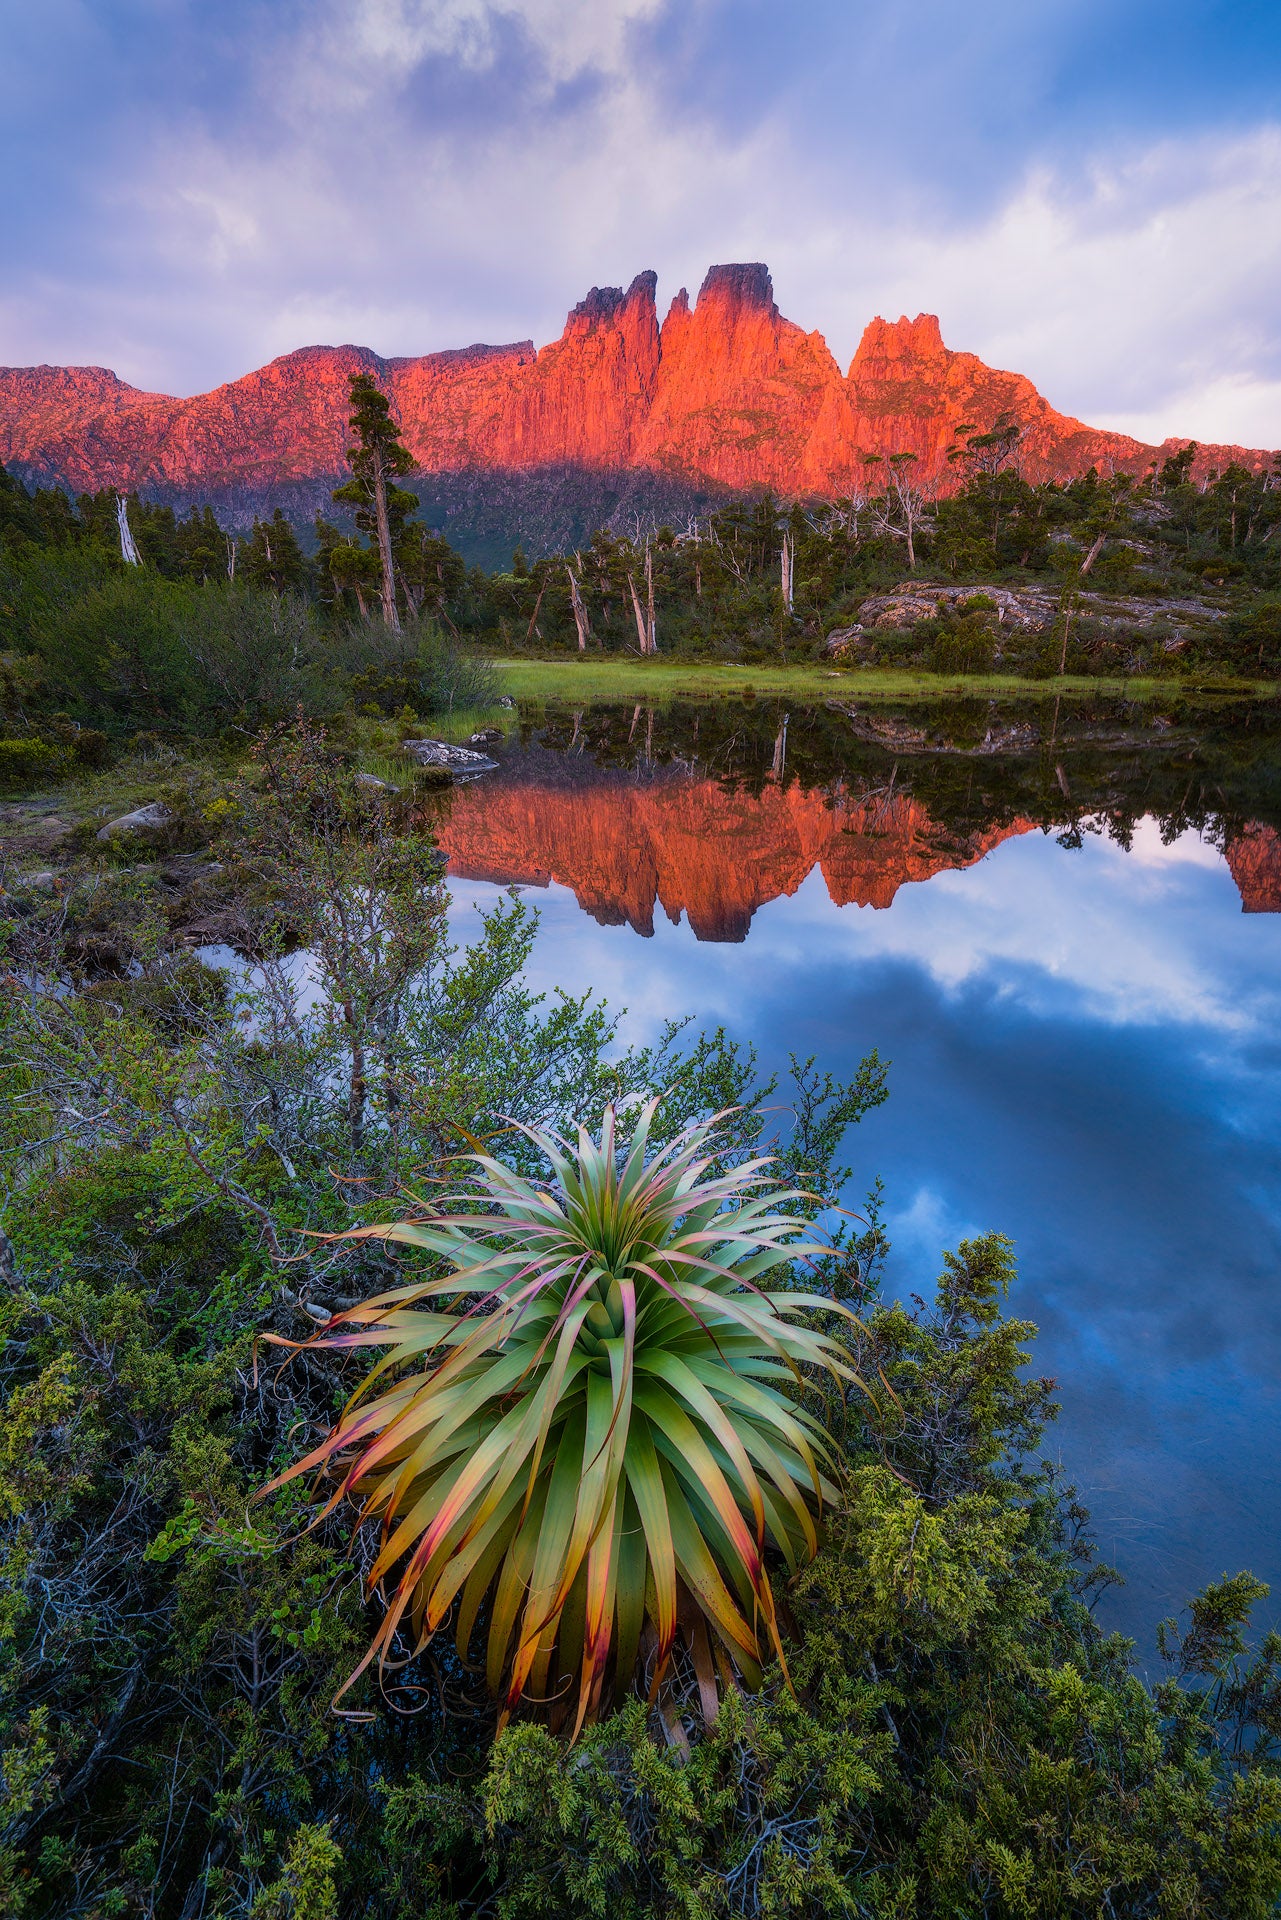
[260,1097,864,1737]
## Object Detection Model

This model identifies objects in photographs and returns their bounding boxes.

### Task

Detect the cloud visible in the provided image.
[2,1,1281,449]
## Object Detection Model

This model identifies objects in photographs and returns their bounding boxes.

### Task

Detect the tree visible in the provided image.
[242,509,308,595]
[332,375,418,630]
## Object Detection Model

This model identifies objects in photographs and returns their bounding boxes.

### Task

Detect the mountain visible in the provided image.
[1,264,1272,560]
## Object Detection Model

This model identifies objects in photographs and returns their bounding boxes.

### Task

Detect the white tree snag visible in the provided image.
[771,712,790,782]
[628,571,650,654]
[116,494,141,566]
[566,565,591,651]
[644,542,657,653]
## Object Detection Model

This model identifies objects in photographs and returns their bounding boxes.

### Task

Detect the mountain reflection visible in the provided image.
[431,697,1281,933]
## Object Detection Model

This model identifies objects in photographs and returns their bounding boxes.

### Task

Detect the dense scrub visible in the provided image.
[3,434,1281,780]
[0,732,1278,1916]
[0,464,493,750]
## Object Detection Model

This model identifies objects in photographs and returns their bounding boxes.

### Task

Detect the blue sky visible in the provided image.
[3,1,1281,443]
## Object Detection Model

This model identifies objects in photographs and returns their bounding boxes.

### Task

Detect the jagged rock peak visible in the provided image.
[565,270,658,331]
[697,263,776,312]
[852,313,946,366]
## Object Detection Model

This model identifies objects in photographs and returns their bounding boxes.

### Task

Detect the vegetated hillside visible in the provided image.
[1,263,1274,560]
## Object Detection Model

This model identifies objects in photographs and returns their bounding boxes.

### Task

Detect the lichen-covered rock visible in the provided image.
[96,800,172,841]
[857,584,1059,632]
[821,625,867,658]
[401,739,498,776]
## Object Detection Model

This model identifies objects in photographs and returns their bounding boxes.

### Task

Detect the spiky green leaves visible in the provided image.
[262,1098,862,1735]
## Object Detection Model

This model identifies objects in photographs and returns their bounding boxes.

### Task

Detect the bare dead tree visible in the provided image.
[566,562,592,652]
[866,452,936,571]
[645,542,657,653]
[524,580,546,643]
[627,571,648,653]
[770,712,789,782]
[116,494,141,566]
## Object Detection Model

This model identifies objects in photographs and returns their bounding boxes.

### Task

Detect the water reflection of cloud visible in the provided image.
[445,815,1281,1640]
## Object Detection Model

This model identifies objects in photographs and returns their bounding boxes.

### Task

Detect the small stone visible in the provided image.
[354,772,398,792]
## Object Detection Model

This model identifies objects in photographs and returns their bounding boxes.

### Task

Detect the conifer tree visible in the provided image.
[332,374,417,629]
[242,508,307,594]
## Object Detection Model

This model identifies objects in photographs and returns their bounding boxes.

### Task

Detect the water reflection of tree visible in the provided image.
[520,695,1281,849]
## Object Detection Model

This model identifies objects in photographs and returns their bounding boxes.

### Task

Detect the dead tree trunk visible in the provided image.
[116,495,141,566]
[371,450,400,631]
[524,581,546,643]
[771,712,789,782]
[780,532,794,613]
[1078,530,1107,577]
[644,543,657,653]
[628,572,650,654]
[567,565,591,651]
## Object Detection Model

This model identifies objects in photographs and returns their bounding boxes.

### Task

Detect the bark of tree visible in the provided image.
[524,581,546,642]
[372,452,400,631]
[1079,529,1108,577]
[645,543,657,653]
[567,565,591,651]
[628,571,650,653]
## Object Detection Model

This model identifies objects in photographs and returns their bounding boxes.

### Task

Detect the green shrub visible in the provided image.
[0,737,69,787]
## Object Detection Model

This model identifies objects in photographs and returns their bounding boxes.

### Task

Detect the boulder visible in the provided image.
[856,583,1058,632]
[96,800,172,842]
[821,625,867,659]
[354,771,398,792]
[402,738,498,780]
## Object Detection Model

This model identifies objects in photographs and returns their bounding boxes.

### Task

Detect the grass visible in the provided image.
[496,656,1281,706]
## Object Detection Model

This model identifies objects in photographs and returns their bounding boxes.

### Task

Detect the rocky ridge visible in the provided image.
[2,266,1271,550]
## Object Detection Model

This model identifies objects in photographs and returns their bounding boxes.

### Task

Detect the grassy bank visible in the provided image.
[497,656,1281,704]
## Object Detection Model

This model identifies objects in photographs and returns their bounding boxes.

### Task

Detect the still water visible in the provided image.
[435,696,1281,1650]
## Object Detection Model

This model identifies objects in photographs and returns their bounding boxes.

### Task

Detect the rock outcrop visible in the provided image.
[2,265,1271,531]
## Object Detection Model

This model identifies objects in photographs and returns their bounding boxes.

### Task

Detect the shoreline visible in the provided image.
[496,657,1281,704]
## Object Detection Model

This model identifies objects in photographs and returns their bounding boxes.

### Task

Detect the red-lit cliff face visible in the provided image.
[432,753,1033,942]
[1224,823,1281,912]
[1,263,1269,503]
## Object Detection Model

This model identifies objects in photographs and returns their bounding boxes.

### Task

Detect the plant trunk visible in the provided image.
[628,572,649,653]
[1079,530,1107,577]
[567,566,591,651]
[524,581,546,642]
[645,544,657,653]
[771,712,789,782]
[373,453,400,631]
